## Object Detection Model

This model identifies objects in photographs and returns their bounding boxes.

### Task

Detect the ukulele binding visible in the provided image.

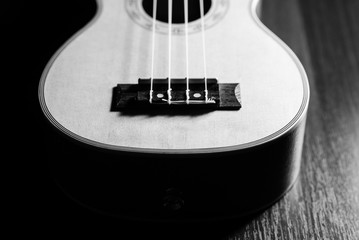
[111,78,241,111]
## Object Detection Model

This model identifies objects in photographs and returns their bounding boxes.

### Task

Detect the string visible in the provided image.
[184,0,190,104]
[167,0,173,104]
[149,0,158,103]
[199,0,208,101]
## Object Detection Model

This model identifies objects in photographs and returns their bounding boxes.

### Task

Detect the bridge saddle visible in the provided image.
[111,78,241,111]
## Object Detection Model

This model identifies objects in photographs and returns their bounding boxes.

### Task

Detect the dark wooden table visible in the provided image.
[235,0,359,239]
[17,0,358,238]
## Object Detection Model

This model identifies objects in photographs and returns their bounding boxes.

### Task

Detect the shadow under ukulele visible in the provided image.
[111,78,241,116]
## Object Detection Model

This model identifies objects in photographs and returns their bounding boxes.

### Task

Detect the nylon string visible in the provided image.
[199,0,208,101]
[184,0,190,103]
[149,0,158,103]
[167,0,173,104]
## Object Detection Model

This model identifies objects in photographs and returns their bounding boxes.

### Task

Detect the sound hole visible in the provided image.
[142,0,212,24]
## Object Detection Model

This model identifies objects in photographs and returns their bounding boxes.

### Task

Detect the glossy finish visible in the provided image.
[49,117,306,221]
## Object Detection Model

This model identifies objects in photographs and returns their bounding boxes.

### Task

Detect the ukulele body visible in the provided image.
[39,0,309,221]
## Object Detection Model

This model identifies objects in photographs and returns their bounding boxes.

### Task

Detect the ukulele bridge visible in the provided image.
[111,78,241,111]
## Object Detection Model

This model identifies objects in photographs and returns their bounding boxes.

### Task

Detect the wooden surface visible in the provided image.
[39,0,308,152]
[16,0,359,238]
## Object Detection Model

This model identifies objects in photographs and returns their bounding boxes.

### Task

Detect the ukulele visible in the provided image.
[39,0,309,221]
